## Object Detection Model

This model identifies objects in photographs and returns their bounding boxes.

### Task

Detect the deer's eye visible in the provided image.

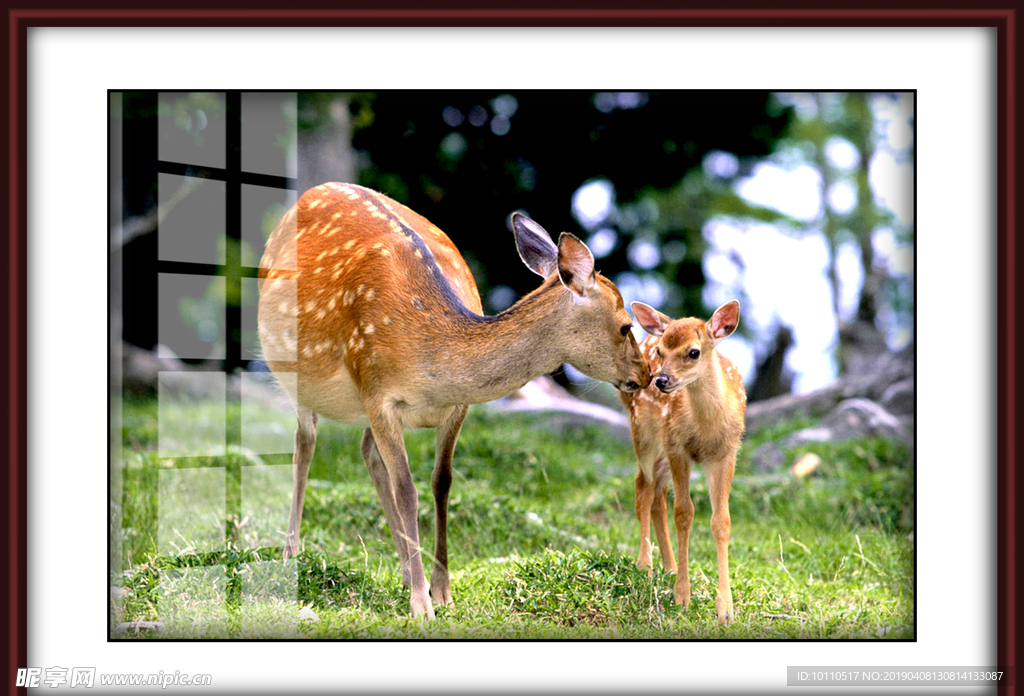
[689,348,700,360]
[620,325,632,337]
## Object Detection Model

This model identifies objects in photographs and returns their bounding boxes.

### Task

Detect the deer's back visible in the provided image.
[257,183,482,423]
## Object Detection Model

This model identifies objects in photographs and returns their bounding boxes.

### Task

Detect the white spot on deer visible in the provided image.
[414,249,423,259]
[661,405,671,417]
[365,288,376,301]
[380,248,391,258]
[383,316,392,325]
[314,267,323,274]
[343,239,356,251]
[282,329,297,353]
[363,324,375,334]
[316,309,327,321]
[328,297,337,310]
[316,250,328,262]
[304,301,316,314]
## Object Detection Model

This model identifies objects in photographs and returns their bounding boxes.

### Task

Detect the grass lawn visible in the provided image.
[112,393,914,640]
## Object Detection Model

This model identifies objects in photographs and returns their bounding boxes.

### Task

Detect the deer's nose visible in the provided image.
[655,374,671,391]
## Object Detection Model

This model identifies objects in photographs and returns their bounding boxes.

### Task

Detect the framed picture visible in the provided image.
[6,8,1015,695]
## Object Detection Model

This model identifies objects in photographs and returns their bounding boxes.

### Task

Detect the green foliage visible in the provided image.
[113,400,913,640]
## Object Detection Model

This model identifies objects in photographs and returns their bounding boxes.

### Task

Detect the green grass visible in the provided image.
[112,396,914,640]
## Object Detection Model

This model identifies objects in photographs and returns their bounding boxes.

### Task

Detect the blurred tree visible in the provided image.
[301,91,790,318]
[793,92,914,374]
[651,92,914,391]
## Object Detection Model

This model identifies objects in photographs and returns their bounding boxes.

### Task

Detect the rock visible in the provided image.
[880,378,914,416]
[751,442,786,473]
[745,345,914,432]
[820,398,909,444]
[783,426,834,446]
[113,621,165,636]
[790,453,821,478]
[298,605,320,623]
[750,398,909,473]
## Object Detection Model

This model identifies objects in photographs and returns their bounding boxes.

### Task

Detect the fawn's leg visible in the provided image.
[651,455,676,573]
[707,454,736,625]
[635,469,656,570]
[666,450,694,608]
[430,405,467,606]
[631,421,661,571]
[361,428,411,587]
[284,409,317,559]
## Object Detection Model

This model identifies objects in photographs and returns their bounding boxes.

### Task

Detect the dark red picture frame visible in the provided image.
[3,3,1019,694]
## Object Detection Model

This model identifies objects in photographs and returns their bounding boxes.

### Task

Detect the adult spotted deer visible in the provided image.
[620,300,746,624]
[258,183,650,620]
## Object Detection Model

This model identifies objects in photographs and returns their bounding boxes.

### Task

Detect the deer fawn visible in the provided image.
[620,300,746,625]
[257,183,650,620]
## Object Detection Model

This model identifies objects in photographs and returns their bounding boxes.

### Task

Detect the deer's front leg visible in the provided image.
[429,405,466,607]
[367,406,433,620]
[632,430,661,572]
[651,455,676,573]
[708,455,736,625]
[666,450,693,609]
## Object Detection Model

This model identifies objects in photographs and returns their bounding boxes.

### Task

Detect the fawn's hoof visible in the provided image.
[716,595,734,625]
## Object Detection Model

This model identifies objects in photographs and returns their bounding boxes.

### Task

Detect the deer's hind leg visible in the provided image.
[284,409,317,559]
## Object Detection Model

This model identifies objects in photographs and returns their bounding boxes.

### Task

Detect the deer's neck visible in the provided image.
[428,279,570,405]
[685,355,728,422]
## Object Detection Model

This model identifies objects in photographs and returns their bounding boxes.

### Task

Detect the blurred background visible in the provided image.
[110,90,915,638]
[116,90,914,404]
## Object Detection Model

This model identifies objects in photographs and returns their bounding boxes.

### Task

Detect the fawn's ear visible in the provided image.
[631,301,671,337]
[556,232,597,298]
[708,300,740,342]
[511,212,558,278]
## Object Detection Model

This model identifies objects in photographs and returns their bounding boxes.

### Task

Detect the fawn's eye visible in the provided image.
[620,324,632,337]
[689,348,700,360]
[656,347,662,358]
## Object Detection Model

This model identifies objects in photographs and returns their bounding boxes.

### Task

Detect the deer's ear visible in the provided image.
[556,233,596,297]
[631,302,670,337]
[708,300,740,342]
[511,212,558,278]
